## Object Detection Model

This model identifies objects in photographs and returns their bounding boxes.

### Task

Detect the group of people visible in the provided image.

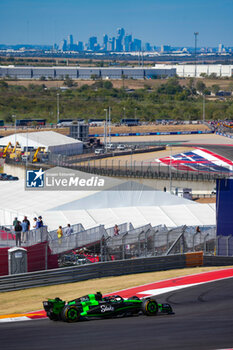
[33,216,44,229]
[57,224,73,244]
[13,215,44,246]
[13,216,30,247]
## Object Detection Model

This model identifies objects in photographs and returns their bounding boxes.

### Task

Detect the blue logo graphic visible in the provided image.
[26,168,45,188]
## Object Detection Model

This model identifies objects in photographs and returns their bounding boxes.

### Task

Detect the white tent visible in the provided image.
[0,131,83,155]
[0,173,216,231]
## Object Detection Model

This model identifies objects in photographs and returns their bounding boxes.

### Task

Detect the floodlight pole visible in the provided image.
[109,106,111,144]
[12,115,16,152]
[104,108,108,151]
[169,145,172,193]
[57,93,60,123]
[194,32,199,77]
[203,94,205,123]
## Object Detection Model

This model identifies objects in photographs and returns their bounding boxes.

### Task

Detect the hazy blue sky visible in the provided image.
[0,0,232,46]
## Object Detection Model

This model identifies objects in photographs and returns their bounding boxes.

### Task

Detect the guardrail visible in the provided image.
[1,254,233,292]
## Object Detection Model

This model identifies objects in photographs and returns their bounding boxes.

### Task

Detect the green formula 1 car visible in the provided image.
[43,292,173,322]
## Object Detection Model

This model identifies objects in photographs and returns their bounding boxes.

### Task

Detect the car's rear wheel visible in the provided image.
[61,305,80,322]
[142,299,158,316]
[47,311,59,321]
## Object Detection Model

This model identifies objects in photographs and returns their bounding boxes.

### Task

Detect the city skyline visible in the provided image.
[0,0,232,47]
[56,29,231,53]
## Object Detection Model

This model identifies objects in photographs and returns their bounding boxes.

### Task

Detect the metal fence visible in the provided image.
[2,222,233,262]
[68,160,231,182]
[0,225,48,247]
[105,222,134,237]
[48,223,85,240]
[102,225,220,261]
[49,224,107,255]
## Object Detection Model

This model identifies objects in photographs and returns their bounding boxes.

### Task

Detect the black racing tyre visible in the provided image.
[47,311,59,321]
[128,296,140,300]
[61,305,81,323]
[142,299,158,316]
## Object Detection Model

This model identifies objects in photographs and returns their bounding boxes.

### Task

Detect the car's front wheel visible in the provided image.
[142,299,158,316]
[61,305,81,322]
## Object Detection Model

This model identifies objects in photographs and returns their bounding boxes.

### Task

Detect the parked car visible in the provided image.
[8,176,19,181]
[0,173,11,180]
[117,144,126,150]
[106,144,116,151]
[95,148,105,155]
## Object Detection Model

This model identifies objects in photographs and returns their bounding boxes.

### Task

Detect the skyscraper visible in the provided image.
[116,27,125,52]
[77,41,84,51]
[59,39,67,51]
[117,27,125,39]
[145,43,152,51]
[115,37,123,52]
[132,39,141,51]
[103,34,108,51]
[88,36,98,51]
[124,34,132,51]
[67,34,74,50]
[107,37,115,51]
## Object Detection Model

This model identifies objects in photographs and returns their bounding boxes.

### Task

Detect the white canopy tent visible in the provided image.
[0,175,216,231]
[0,131,83,155]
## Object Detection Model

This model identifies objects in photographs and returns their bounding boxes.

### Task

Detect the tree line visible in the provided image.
[0,77,232,123]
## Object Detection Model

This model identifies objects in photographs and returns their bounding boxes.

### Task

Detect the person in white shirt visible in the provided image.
[65,224,73,236]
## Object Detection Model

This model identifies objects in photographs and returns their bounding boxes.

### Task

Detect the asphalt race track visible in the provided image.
[1,278,233,350]
[203,145,233,161]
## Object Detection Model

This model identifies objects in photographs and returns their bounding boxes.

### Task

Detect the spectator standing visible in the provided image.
[13,217,18,228]
[22,216,30,243]
[38,216,43,228]
[57,226,63,244]
[114,224,120,236]
[23,216,30,230]
[33,217,38,229]
[15,220,22,247]
[65,224,73,237]
[21,221,28,244]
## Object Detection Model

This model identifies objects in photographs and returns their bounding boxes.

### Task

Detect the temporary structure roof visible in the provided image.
[0,131,83,154]
[0,174,216,231]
